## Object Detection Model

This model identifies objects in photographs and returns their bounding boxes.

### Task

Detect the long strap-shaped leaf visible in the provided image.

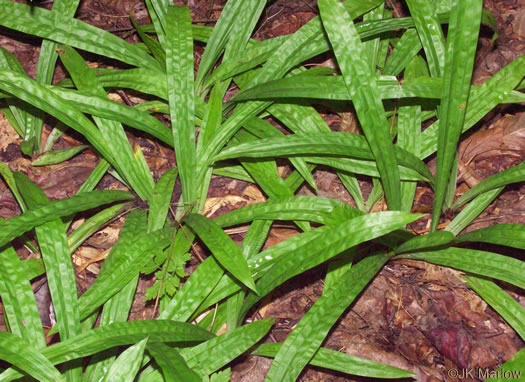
[0,320,214,381]
[0,332,64,382]
[78,227,173,319]
[147,343,201,382]
[0,1,159,70]
[445,187,503,235]
[452,162,525,209]
[183,214,257,293]
[215,133,433,184]
[0,190,132,247]
[0,48,30,140]
[232,75,442,102]
[48,86,173,146]
[431,0,482,231]
[83,210,149,382]
[59,46,154,201]
[166,6,196,207]
[318,0,401,210]
[14,173,81,347]
[241,212,422,317]
[147,167,178,232]
[398,56,427,212]
[382,29,422,76]
[194,0,244,90]
[396,247,525,289]
[406,0,445,77]
[198,1,380,180]
[418,55,525,159]
[180,318,274,376]
[0,246,46,348]
[31,0,82,154]
[455,224,525,250]
[0,70,121,169]
[101,338,148,382]
[465,276,525,341]
[214,196,362,228]
[253,342,414,379]
[158,252,223,322]
[265,253,389,381]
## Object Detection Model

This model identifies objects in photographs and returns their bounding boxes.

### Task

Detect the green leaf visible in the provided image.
[144,0,170,43]
[214,196,362,227]
[304,156,428,182]
[84,211,148,382]
[78,226,173,319]
[208,1,436,86]
[32,145,88,166]
[0,70,118,171]
[394,231,454,254]
[486,349,525,381]
[265,253,389,382]
[198,2,381,176]
[323,250,355,292]
[318,0,401,209]
[455,224,525,251]
[431,0,482,231]
[148,167,178,232]
[102,338,148,382]
[215,133,433,184]
[158,254,223,322]
[242,212,423,316]
[0,1,159,69]
[195,0,247,90]
[67,203,128,254]
[58,45,154,201]
[465,276,525,340]
[0,332,64,382]
[0,246,46,348]
[183,214,257,293]
[31,0,82,154]
[445,187,503,235]
[13,172,81,345]
[206,36,287,87]
[452,162,525,209]
[0,47,30,140]
[382,29,422,76]
[166,6,197,206]
[398,56,426,212]
[203,221,273,327]
[0,189,132,247]
[396,247,525,289]
[180,318,274,376]
[77,159,111,194]
[0,161,26,211]
[148,343,201,382]
[131,14,166,69]
[0,321,214,381]
[418,55,525,159]
[232,75,441,102]
[48,86,173,146]
[406,0,446,77]
[228,128,312,232]
[253,343,415,379]
[242,116,316,191]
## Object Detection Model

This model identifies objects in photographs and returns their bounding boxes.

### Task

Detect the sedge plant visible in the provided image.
[0,0,523,380]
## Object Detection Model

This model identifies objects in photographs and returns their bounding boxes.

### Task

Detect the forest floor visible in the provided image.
[0,0,524,381]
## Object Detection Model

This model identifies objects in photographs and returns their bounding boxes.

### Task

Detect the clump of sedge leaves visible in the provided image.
[0,0,524,381]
